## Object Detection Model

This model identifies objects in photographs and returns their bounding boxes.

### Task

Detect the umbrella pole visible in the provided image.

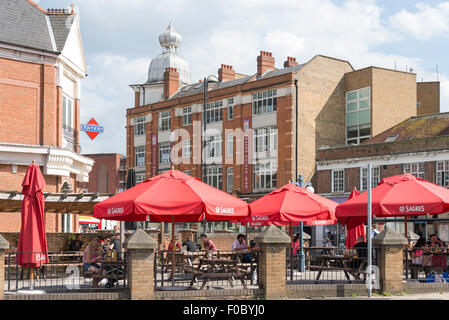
[171,216,175,287]
[245,223,249,248]
[404,216,409,246]
[30,267,34,290]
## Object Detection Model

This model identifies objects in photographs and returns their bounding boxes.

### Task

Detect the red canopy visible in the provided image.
[16,163,49,268]
[336,173,449,229]
[344,190,366,248]
[239,184,337,227]
[94,169,249,222]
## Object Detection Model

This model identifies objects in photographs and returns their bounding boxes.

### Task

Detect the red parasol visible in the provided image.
[344,189,366,248]
[238,184,337,227]
[336,173,449,229]
[16,163,49,268]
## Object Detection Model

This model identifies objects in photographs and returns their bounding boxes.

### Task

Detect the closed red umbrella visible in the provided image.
[16,163,49,269]
[238,184,337,227]
[344,189,366,248]
[94,169,249,222]
[336,173,449,229]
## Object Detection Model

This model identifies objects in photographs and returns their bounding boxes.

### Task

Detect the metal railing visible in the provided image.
[286,246,378,284]
[154,249,260,290]
[4,251,128,293]
[404,247,449,283]
[63,123,79,152]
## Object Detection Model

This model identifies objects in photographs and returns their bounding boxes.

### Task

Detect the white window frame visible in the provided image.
[227,167,234,193]
[62,214,72,233]
[62,94,73,127]
[135,145,145,168]
[403,163,426,179]
[253,160,277,191]
[346,87,371,145]
[136,173,145,184]
[331,169,345,193]
[226,134,233,157]
[206,134,222,160]
[134,116,146,136]
[205,100,223,124]
[158,110,171,131]
[206,166,223,190]
[436,160,449,187]
[227,98,234,120]
[253,126,277,159]
[360,166,380,191]
[182,140,191,158]
[182,107,192,126]
[252,89,277,115]
[159,142,171,165]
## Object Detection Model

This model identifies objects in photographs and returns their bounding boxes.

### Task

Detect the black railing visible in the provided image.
[154,249,260,290]
[404,247,449,283]
[286,246,378,284]
[63,123,79,152]
[4,251,128,293]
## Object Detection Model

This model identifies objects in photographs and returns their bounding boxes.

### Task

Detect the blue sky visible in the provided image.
[36,0,449,155]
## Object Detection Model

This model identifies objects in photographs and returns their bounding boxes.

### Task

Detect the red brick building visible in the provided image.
[82,153,126,194]
[316,112,449,241]
[0,0,93,232]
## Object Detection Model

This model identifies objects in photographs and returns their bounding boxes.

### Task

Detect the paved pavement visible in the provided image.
[311,292,449,300]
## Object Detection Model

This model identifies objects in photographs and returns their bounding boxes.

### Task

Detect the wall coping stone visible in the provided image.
[0,235,9,250]
[372,227,407,246]
[123,229,157,250]
[255,225,291,245]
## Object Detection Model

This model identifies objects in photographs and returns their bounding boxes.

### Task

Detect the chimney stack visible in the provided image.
[218,64,235,82]
[284,56,298,68]
[257,51,275,77]
[163,67,179,99]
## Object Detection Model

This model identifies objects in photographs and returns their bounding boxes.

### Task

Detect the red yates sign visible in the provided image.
[81,118,104,140]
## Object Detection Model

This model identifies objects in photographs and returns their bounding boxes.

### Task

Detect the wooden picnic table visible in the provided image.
[310,254,367,281]
[183,251,256,289]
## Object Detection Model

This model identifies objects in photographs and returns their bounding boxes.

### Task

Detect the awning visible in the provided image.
[79,215,101,226]
[0,190,114,214]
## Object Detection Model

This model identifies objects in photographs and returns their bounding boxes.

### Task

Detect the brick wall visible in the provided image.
[83,153,124,193]
[417,81,440,116]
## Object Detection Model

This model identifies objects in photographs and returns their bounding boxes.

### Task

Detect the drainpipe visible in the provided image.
[294,78,298,181]
[140,85,146,106]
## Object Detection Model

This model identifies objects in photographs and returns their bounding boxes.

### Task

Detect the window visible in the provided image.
[62,95,73,127]
[135,146,145,168]
[226,134,233,157]
[206,166,223,189]
[252,89,277,115]
[253,126,277,154]
[332,169,345,193]
[206,100,223,124]
[182,107,192,126]
[136,173,145,184]
[62,214,72,233]
[254,161,277,190]
[183,170,191,176]
[206,134,222,159]
[182,140,191,158]
[134,116,146,136]
[360,166,380,191]
[346,87,371,145]
[159,142,171,164]
[227,98,234,120]
[404,163,425,179]
[227,167,234,193]
[437,161,449,187]
[158,111,171,131]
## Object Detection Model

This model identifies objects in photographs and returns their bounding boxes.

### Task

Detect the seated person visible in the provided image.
[168,237,182,251]
[200,234,217,251]
[111,233,121,252]
[182,236,198,252]
[232,234,248,252]
[292,236,300,255]
[351,236,367,269]
[83,238,106,288]
[69,234,83,251]
[249,240,258,250]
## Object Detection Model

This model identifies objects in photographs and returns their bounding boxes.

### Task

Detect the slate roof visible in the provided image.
[0,0,73,53]
[49,14,74,51]
[171,63,305,99]
[363,112,449,144]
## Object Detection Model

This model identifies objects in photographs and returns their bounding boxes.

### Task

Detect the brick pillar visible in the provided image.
[123,229,158,300]
[372,228,407,293]
[0,235,9,300]
[255,225,290,299]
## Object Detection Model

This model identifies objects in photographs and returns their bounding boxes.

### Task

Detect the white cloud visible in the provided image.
[39,0,447,154]
[389,2,449,39]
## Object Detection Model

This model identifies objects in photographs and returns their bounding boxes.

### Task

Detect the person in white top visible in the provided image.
[232,234,248,251]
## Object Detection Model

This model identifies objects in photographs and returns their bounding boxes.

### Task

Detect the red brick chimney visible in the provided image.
[257,51,275,77]
[218,64,235,82]
[284,56,298,68]
[163,67,179,99]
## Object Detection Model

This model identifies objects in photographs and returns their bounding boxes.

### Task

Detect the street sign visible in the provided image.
[81,118,104,140]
